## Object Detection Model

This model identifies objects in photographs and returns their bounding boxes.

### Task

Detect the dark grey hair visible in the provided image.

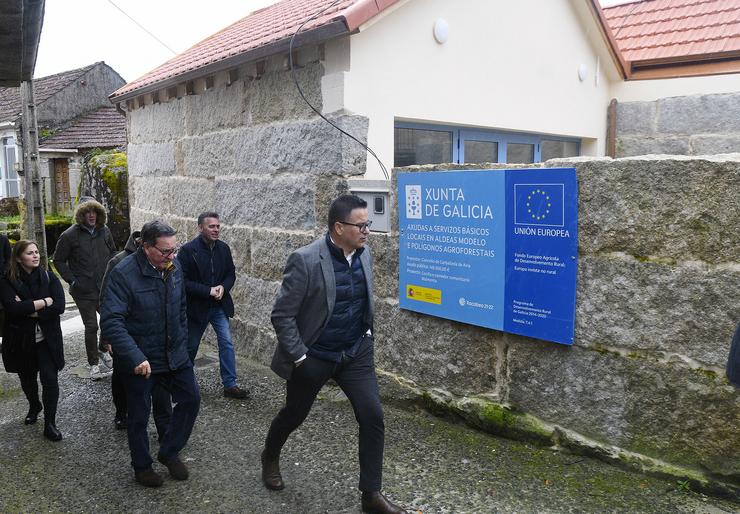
[197,212,219,226]
[140,220,177,246]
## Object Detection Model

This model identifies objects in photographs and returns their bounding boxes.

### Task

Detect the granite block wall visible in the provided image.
[616,92,740,157]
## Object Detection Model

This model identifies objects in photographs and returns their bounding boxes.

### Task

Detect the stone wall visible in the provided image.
[374,156,739,495]
[125,51,739,495]
[616,92,740,157]
[126,50,368,368]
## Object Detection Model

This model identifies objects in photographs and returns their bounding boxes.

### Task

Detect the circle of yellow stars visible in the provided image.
[526,189,551,221]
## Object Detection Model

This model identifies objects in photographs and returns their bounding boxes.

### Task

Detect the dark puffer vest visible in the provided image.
[310,235,368,360]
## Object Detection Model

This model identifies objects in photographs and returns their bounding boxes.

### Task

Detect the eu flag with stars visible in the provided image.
[514,183,565,226]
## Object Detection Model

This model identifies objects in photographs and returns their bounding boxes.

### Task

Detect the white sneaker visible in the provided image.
[90,364,112,381]
[100,352,113,370]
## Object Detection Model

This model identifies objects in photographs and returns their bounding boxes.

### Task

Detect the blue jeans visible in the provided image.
[122,366,200,471]
[188,307,238,389]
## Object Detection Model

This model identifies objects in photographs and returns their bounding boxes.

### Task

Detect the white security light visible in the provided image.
[433,18,449,44]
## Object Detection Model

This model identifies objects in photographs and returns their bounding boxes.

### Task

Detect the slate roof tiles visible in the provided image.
[39,106,126,150]
[0,63,99,122]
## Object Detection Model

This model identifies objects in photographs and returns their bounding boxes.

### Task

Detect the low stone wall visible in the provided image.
[372,156,739,496]
[616,92,740,157]
[124,51,739,496]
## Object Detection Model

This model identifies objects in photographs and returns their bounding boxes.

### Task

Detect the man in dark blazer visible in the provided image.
[177,212,248,399]
[262,195,406,514]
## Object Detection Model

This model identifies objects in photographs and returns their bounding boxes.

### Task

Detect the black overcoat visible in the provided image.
[0,268,66,373]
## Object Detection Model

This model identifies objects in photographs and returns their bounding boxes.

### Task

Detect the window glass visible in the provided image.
[464,140,498,163]
[394,128,452,167]
[6,180,18,197]
[506,143,534,164]
[541,140,579,161]
[5,147,17,179]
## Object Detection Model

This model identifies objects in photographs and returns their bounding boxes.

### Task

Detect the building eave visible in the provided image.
[109,20,349,104]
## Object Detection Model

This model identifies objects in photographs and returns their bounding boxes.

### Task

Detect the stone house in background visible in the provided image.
[108,0,739,496]
[0,61,126,213]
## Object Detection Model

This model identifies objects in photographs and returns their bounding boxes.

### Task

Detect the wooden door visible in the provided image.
[53,159,71,213]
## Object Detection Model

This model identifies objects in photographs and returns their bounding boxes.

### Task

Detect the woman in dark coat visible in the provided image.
[0,240,66,441]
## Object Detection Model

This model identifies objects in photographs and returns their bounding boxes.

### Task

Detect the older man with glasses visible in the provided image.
[100,220,200,488]
[261,195,407,514]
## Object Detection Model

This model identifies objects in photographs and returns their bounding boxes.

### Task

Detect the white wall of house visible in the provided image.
[610,73,740,103]
[328,0,618,178]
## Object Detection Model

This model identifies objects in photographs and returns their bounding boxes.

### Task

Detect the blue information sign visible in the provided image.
[398,168,578,345]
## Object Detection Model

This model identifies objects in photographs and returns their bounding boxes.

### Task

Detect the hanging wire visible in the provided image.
[107,0,178,55]
[288,0,390,180]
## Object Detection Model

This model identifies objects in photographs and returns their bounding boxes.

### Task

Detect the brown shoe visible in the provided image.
[157,454,189,480]
[260,450,284,490]
[134,468,164,487]
[223,386,249,399]
[361,491,408,514]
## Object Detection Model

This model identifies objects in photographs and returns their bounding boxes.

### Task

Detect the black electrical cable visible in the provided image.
[288,0,390,180]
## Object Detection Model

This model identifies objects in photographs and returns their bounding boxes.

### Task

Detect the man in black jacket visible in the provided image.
[177,212,248,399]
[100,230,172,433]
[100,220,200,488]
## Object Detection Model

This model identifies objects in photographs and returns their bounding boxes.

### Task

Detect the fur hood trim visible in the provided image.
[74,200,107,227]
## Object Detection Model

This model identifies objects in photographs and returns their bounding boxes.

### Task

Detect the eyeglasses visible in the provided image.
[153,245,179,257]
[338,220,372,232]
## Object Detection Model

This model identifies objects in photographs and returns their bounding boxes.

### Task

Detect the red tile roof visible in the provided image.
[39,106,126,150]
[603,0,740,65]
[111,0,399,101]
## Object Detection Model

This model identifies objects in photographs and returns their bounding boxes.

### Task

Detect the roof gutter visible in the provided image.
[110,19,350,104]
[587,0,630,80]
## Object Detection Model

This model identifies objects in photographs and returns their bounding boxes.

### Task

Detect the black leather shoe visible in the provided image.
[135,468,164,487]
[43,423,62,442]
[361,491,408,514]
[157,454,189,480]
[260,450,284,490]
[114,415,127,430]
[223,386,249,399]
[25,404,42,425]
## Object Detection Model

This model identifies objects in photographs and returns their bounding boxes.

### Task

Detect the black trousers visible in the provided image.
[111,353,172,439]
[122,366,200,471]
[18,339,59,426]
[265,340,385,492]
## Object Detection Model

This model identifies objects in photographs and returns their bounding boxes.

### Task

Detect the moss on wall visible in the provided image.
[79,149,130,248]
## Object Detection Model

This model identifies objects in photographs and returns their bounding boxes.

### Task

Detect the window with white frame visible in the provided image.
[1,137,19,198]
[394,123,579,167]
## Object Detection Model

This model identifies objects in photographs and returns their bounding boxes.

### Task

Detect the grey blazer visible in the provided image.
[270,237,374,380]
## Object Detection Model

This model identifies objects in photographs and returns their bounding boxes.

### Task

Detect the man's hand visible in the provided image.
[44,297,53,307]
[104,344,112,354]
[210,285,225,300]
[134,360,151,378]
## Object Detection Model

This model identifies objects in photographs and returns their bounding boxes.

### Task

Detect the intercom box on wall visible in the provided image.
[348,179,390,233]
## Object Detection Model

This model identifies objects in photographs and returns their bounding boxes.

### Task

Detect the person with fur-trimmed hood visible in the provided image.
[53,199,117,379]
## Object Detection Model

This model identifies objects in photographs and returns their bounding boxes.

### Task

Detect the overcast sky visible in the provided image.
[34,0,634,83]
